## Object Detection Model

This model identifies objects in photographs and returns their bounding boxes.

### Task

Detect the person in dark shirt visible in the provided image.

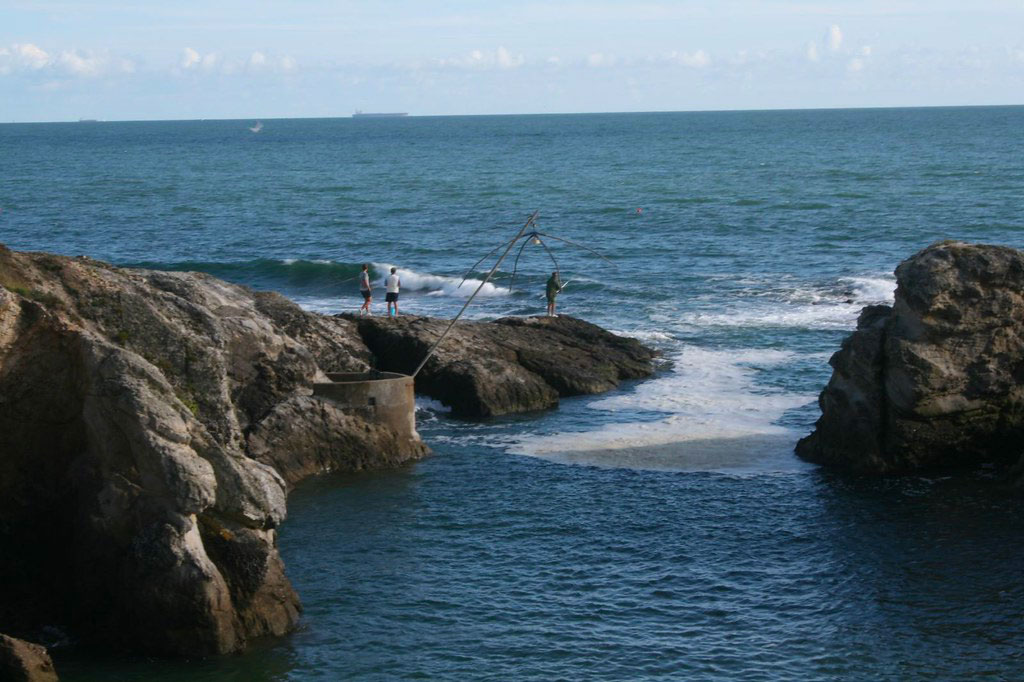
[546,271,561,317]
[358,264,372,315]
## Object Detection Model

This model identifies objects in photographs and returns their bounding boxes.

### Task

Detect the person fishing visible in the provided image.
[358,264,373,315]
[546,271,562,317]
[385,266,401,317]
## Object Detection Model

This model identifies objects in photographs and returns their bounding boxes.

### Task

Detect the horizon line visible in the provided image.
[3,101,1023,125]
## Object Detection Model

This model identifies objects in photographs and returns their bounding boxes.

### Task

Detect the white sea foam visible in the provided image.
[415,396,451,413]
[372,262,510,298]
[293,296,340,314]
[675,274,895,331]
[611,329,676,344]
[280,257,333,265]
[509,346,817,473]
[839,275,896,304]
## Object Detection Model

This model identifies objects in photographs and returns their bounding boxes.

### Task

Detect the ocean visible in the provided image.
[2,107,1023,680]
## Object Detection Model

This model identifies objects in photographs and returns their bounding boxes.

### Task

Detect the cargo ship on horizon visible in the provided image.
[352,111,408,118]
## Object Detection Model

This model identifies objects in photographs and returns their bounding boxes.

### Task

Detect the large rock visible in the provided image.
[350,314,657,418]
[0,634,58,682]
[0,246,427,656]
[797,241,1024,478]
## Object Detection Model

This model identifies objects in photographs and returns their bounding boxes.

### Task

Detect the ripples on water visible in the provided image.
[277,449,1024,681]
[5,108,1024,680]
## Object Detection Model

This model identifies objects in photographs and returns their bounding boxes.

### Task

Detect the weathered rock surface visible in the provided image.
[797,241,1024,479]
[0,246,427,657]
[0,634,58,682]
[350,314,658,418]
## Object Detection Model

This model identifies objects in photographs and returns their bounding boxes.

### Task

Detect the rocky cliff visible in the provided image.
[350,314,657,418]
[797,241,1024,480]
[0,246,658,664]
[0,246,427,657]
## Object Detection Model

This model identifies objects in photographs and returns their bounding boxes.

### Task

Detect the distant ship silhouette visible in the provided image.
[352,111,408,118]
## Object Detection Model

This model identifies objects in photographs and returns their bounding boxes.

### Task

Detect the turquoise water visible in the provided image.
[3,107,1024,679]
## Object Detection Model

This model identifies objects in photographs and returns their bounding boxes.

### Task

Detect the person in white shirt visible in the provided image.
[358,264,373,315]
[385,267,401,317]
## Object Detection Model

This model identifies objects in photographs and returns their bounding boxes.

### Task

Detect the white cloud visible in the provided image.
[180,47,200,69]
[0,43,52,73]
[848,58,865,73]
[434,47,524,70]
[19,43,50,69]
[587,52,617,68]
[179,47,221,72]
[496,46,524,69]
[58,50,105,77]
[827,25,843,52]
[245,51,298,74]
[675,49,710,68]
[860,45,873,57]
[0,43,133,78]
[806,42,819,62]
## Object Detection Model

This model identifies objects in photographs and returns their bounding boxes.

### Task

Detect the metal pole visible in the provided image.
[412,211,539,377]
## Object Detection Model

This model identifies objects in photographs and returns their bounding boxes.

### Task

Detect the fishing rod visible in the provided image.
[538,279,571,298]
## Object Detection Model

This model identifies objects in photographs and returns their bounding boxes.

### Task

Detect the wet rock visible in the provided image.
[797,241,1024,481]
[350,314,658,418]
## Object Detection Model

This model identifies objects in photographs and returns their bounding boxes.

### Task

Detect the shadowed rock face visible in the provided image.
[0,633,58,682]
[350,314,658,418]
[797,241,1024,481]
[0,246,427,656]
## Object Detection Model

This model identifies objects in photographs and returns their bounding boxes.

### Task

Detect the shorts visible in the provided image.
[386,292,399,303]
[546,293,557,303]
[361,290,371,301]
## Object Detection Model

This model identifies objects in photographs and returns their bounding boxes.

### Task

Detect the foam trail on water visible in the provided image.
[510,346,817,473]
[372,262,510,298]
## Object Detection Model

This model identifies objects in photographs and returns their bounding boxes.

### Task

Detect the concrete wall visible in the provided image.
[312,372,417,441]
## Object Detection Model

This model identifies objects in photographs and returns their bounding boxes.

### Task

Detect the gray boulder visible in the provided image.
[797,241,1024,479]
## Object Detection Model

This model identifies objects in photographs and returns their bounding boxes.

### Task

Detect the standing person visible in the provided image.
[358,264,373,315]
[385,266,401,317]
[546,271,561,317]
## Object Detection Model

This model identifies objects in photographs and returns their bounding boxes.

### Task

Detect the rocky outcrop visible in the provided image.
[0,634,58,682]
[797,241,1024,479]
[350,314,658,418]
[0,246,427,657]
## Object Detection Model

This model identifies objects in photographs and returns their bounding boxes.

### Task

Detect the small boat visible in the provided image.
[249,121,263,133]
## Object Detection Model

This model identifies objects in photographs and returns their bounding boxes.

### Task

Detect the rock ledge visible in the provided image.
[349,313,658,417]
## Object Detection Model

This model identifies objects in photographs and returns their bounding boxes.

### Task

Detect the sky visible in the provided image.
[1,1,1023,122]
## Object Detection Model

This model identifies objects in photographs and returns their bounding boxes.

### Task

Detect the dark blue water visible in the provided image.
[3,108,1024,680]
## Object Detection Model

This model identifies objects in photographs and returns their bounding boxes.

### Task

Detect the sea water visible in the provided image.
[2,108,1024,680]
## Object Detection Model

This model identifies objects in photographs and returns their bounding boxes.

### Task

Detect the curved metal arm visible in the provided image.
[512,234,561,291]
[534,232,617,266]
[508,234,535,292]
[414,211,538,377]
[534,235,561,276]
[459,235,521,287]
